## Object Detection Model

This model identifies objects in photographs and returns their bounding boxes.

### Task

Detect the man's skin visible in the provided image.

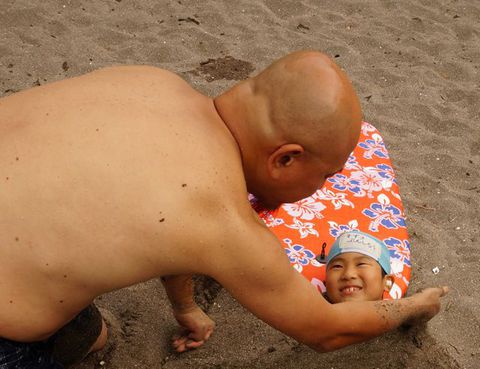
[0,51,447,355]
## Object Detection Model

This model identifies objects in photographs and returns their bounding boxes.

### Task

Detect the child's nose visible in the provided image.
[341,265,358,279]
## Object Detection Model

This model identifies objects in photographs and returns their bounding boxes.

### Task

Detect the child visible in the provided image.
[325,231,394,303]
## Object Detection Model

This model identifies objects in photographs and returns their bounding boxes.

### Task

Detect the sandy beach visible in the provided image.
[1,0,478,368]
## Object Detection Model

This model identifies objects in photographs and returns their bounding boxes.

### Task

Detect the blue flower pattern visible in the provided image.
[283,238,317,266]
[375,163,398,186]
[358,137,388,159]
[362,201,406,232]
[328,221,358,239]
[327,174,362,195]
[384,237,411,266]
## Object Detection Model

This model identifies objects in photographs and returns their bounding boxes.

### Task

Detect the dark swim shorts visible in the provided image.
[0,304,103,369]
[0,339,64,369]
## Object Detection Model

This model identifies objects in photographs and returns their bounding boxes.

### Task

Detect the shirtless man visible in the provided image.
[0,51,447,367]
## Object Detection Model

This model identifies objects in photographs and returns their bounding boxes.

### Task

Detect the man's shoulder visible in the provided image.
[92,64,178,78]
[2,65,194,105]
[87,65,191,90]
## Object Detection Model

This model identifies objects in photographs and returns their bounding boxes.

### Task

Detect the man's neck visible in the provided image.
[213,83,252,160]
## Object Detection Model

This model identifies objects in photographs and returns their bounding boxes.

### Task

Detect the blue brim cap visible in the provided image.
[327,231,391,274]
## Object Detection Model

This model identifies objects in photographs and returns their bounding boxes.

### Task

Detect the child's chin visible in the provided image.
[326,291,378,303]
[337,293,385,303]
[334,294,369,303]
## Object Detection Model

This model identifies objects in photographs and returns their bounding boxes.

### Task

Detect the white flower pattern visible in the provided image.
[282,197,326,220]
[285,218,320,239]
[314,189,354,210]
[350,167,389,198]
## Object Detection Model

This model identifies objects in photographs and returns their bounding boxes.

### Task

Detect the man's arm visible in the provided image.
[208,217,447,352]
[161,274,196,311]
[161,275,215,352]
[302,287,447,351]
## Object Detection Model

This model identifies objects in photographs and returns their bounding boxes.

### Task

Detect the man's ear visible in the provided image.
[383,275,395,292]
[267,144,305,179]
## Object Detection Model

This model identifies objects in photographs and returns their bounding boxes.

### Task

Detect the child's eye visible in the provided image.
[331,264,343,269]
[357,262,369,266]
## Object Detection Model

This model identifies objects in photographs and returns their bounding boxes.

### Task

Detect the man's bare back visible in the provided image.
[0,52,447,366]
[0,66,250,341]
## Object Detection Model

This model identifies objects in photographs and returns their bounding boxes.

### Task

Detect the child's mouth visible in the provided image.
[340,286,362,295]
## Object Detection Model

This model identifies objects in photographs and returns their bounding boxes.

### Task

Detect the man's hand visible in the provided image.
[410,286,449,322]
[172,305,215,353]
[161,274,214,352]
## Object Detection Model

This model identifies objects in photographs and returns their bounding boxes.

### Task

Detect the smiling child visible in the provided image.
[325,231,394,303]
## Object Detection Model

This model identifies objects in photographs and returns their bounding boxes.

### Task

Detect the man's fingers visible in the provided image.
[172,333,209,352]
[172,333,190,351]
[439,286,449,296]
[173,339,205,352]
[172,317,214,353]
[174,343,187,353]
[185,339,205,349]
[416,286,449,297]
[204,329,213,341]
[172,337,184,351]
[172,336,188,344]
[173,338,186,348]
[173,337,190,353]
[188,327,213,342]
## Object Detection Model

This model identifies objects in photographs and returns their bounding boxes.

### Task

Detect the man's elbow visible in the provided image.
[305,337,343,353]
[309,343,332,353]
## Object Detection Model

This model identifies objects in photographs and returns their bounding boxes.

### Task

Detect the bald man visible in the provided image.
[0,51,447,367]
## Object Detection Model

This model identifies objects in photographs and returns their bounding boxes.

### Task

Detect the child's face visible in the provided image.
[325,252,390,303]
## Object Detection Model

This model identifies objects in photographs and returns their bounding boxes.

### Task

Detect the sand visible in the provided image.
[1,0,479,368]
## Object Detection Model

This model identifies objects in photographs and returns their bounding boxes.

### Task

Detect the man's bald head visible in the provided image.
[214,50,362,208]
[252,51,361,158]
